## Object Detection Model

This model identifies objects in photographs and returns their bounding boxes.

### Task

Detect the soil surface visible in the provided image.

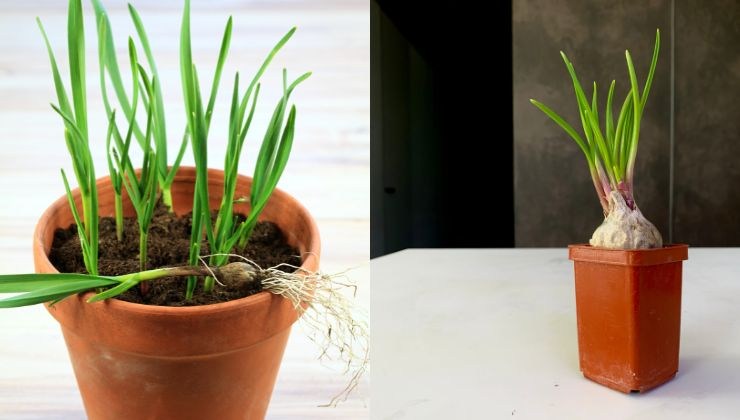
[49,204,301,306]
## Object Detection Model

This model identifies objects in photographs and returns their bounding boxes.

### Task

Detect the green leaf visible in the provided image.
[67,0,87,142]
[642,29,660,108]
[50,104,86,162]
[261,105,297,205]
[238,27,297,117]
[87,278,139,303]
[61,169,85,244]
[591,81,599,131]
[36,18,72,120]
[97,14,114,119]
[105,112,122,193]
[252,71,311,204]
[127,6,170,174]
[0,279,117,308]
[605,80,616,149]
[164,130,190,187]
[559,52,594,142]
[583,106,614,183]
[91,0,145,147]
[613,93,632,173]
[0,273,117,293]
[625,49,643,176]
[529,99,592,165]
[205,16,233,129]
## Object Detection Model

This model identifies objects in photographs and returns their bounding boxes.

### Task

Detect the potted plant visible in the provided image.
[0,0,367,418]
[530,30,689,393]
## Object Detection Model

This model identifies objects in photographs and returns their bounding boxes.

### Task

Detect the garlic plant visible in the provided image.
[530,30,662,249]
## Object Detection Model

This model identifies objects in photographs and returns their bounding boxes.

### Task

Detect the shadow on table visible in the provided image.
[647,355,740,397]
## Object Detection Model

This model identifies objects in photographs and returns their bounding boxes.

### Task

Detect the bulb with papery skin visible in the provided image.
[590,191,662,249]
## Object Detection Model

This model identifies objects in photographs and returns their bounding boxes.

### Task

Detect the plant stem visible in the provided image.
[139,230,148,272]
[162,185,173,212]
[589,166,609,214]
[237,221,256,251]
[114,192,123,241]
[139,229,148,295]
[131,265,213,282]
[203,275,215,293]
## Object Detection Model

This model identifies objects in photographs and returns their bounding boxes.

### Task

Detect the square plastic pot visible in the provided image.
[568,244,689,393]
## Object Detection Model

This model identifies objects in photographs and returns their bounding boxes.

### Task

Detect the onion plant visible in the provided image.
[530,30,663,249]
[38,0,99,275]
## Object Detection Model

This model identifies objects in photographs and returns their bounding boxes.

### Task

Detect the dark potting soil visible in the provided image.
[49,203,301,307]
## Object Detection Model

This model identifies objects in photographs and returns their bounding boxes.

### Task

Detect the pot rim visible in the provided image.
[568,243,688,266]
[34,166,321,318]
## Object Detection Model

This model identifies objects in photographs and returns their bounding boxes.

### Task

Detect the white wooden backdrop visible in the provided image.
[0,1,369,418]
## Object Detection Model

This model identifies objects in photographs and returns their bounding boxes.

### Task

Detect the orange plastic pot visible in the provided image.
[33,167,320,420]
[568,244,688,393]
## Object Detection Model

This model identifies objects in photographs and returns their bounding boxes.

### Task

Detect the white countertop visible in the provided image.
[370,248,740,420]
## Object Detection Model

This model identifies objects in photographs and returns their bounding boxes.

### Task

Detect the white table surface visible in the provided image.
[371,248,740,420]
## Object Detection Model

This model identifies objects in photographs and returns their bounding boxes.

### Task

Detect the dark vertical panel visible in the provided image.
[407,49,442,247]
[370,1,385,257]
[372,0,513,256]
[673,0,740,245]
[513,0,671,246]
[372,4,412,257]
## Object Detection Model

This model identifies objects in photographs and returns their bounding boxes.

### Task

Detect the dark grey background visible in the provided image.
[372,0,740,257]
[515,0,740,247]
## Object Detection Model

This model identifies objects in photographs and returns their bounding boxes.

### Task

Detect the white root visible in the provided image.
[210,254,369,407]
[590,191,663,249]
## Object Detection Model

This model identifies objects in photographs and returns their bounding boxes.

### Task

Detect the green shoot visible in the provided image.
[106,114,124,241]
[180,0,214,298]
[39,0,309,300]
[99,32,161,295]
[175,0,309,295]
[206,32,310,292]
[98,17,123,241]
[236,71,309,250]
[109,45,160,288]
[38,0,99,275]
[92,0,189,212]
[530,29,660,214]
[0,266,211,308]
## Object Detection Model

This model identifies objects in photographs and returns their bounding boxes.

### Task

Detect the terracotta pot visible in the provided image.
[568,244,688,393]
[33,167,320,420]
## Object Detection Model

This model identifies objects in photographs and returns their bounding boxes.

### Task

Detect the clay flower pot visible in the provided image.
[33,167,320,420]
[568,244,688,393]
